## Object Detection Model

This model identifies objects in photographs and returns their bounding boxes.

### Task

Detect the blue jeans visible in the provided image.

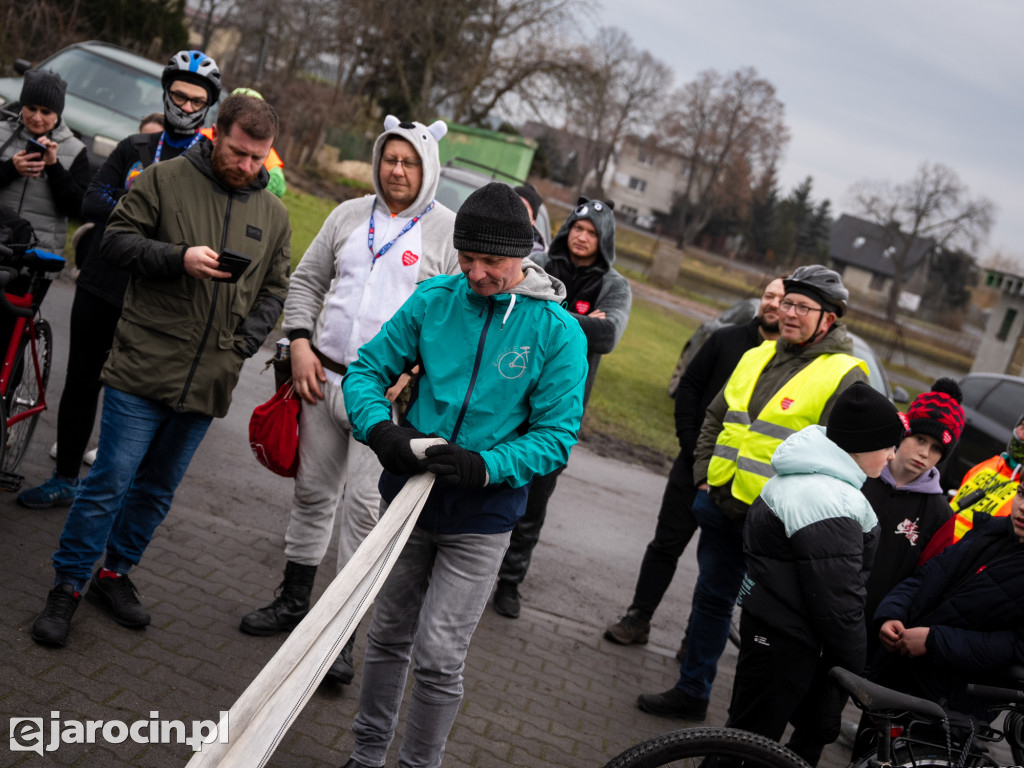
[52,387,213,589]
[675,489,747,700]
[352,526,511,768]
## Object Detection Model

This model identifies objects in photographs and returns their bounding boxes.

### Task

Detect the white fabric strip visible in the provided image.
[186,458,440,768]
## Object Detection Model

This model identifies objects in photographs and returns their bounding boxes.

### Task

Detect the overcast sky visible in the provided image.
[598,0,1023,265]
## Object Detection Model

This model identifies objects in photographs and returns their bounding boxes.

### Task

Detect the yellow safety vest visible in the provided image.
[707,340,868,504]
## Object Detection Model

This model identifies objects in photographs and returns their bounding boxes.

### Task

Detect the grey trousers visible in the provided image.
[351,526,511,768]
[283,378,385,571]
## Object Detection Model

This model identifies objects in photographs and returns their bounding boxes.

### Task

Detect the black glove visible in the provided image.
[367,421,428,476]
[422,443,487,487]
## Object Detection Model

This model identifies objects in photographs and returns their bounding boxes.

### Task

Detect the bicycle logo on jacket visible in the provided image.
[497,347,530,380]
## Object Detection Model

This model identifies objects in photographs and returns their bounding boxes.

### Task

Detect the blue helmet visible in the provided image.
[161,50,221,133]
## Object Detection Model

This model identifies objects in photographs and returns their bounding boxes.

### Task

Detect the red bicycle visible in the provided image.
[0,242,58,490]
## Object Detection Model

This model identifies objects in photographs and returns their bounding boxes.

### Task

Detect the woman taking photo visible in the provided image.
[0,68,88,255]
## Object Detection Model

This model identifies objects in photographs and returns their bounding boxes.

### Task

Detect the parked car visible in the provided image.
[939,372,1024,491]
[667,297,910,405]
[0,41,166,173]
[435,161,551,250]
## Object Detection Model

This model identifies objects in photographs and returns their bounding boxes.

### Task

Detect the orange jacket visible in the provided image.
[918,454,1020,563]
[199,128,283,171]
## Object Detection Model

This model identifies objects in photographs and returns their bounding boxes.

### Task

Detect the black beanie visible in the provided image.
[827,381,907,453]
[20,69,66,117]
[513,183,543,220]
[454,182,534,258]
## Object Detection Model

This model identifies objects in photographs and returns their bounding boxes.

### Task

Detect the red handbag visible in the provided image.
[249,380,301,477]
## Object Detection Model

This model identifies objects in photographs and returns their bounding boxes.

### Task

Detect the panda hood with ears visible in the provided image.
[371,115,448,216]
[547,196,617,271]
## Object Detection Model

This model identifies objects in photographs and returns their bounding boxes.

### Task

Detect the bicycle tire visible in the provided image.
[1,318,52,473]
[602,726,811,768]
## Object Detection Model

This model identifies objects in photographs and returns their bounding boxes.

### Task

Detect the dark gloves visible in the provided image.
[367,421,428,475]
[421,443,488,487]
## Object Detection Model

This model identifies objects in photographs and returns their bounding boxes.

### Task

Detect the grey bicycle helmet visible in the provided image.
[161,50,221,133]
[783,264,849,317]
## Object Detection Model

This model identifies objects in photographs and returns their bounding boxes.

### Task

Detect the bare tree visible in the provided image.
[192,0,238,52]
[848,161,996,321]
[337,0,581,122]
[554,27,673,199]
[442,0,583,124]
[662,67,789,247]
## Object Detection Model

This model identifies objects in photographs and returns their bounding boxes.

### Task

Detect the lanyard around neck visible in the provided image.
[367,198,434,265]
[153,130,202,163]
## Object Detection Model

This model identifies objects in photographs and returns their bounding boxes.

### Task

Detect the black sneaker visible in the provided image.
[604,609,650,645]
[637,687,708,720]
[492,580,520,618]
[85,571,150,628]
[32,584,81,647]
[323,636,355,686]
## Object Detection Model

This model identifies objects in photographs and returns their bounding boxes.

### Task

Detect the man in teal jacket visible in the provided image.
[340,182,587,768]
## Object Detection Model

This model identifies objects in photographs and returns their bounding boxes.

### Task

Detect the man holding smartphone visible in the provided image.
[31,93,291,647]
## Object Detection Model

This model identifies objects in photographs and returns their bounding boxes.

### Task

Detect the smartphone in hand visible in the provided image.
[213,249,252,283]
[25,138,47,158]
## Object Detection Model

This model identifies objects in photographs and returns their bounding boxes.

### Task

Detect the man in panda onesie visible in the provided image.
[238,116,460,686]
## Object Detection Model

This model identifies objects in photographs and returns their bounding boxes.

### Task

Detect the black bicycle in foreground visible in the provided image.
[600,665,1024,768]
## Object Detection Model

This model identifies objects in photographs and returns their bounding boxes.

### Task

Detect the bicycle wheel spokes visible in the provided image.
[603,727,811,768]
[1,318,52,474]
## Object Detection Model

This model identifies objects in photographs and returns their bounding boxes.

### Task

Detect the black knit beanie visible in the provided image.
[20,69,66,117]
[827,381,907,453]
[453,182,534,258]
[513,183,543,221]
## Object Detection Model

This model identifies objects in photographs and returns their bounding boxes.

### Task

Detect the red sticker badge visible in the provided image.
[779,397,794,411]
[402,250,419,266]
[575,300,591,314]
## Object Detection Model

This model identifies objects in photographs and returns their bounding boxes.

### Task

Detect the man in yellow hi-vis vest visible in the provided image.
[638,265,870,721]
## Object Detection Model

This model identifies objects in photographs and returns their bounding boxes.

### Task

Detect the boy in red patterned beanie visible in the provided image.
[863,378,964,623]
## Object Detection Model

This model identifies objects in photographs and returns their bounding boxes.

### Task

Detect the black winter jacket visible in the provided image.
[875,514,1024,674]
[78,131,203,307]
[862,468,952,632]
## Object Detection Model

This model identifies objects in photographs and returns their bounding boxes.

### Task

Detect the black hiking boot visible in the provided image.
[239,561,317,636]
[492,580,520,618]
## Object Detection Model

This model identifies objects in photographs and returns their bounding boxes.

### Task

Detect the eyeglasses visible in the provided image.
[779,299,825,318]
[381,156,422,170]
[168,89,209,111]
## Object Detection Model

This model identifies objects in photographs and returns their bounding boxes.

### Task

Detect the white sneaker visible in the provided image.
[84,448,98,466]
[50,441,58,460]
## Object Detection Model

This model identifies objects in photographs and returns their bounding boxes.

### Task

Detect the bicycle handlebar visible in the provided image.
[0,268,34,318]
[966,684,1024,705]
